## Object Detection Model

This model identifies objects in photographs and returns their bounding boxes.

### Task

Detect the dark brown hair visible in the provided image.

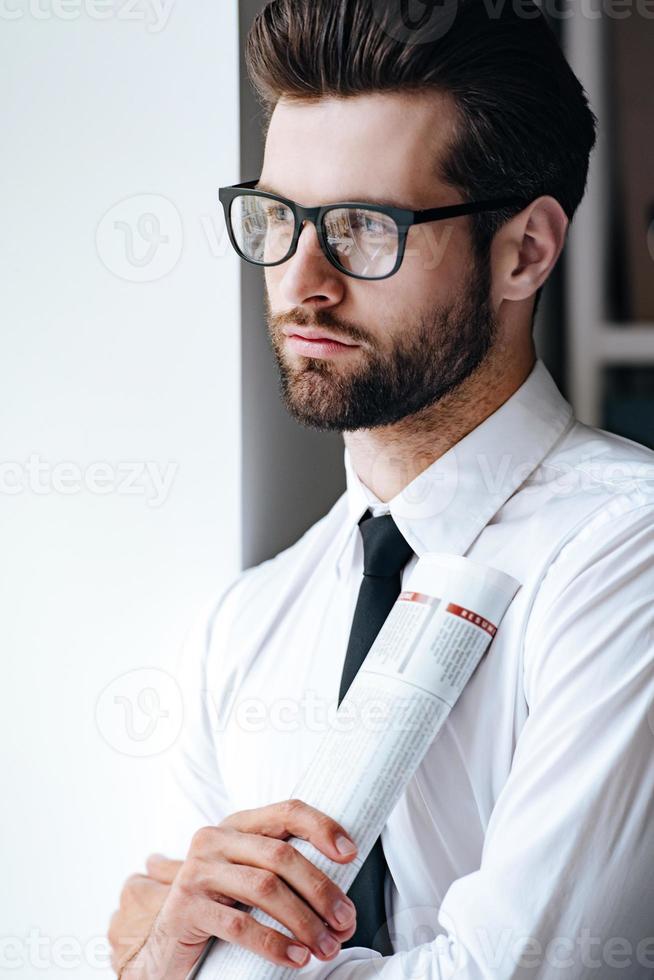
[246,0,597,305]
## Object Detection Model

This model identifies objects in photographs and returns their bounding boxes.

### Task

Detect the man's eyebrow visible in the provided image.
[254,181,410,210]
[254,181,282,196]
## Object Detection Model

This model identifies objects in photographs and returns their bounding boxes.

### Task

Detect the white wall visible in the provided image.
[0,3,241,976]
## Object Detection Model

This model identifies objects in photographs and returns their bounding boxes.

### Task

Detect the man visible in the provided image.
[110,1,654,977]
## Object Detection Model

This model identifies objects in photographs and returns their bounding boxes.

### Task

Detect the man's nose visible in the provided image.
[277,220,346,307]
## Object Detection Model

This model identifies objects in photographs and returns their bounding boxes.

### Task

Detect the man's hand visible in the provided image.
[109,854,182,974]
[121,799,359,979]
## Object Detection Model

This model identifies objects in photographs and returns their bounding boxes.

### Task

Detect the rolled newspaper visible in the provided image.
[189,552,521,979]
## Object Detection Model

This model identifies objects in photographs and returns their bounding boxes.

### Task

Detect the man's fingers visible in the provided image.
[214,831,357,934]
[145,853,184,884]
[220,799,358,864]
[187,860,349,960]
[197,897,312,970]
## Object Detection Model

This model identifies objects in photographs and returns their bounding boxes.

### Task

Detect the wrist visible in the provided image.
[118,921,201,980]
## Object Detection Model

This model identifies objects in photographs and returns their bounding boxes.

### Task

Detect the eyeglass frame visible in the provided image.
[219,178,532,281]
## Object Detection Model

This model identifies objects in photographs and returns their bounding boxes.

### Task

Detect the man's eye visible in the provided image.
[349,213,388,237]
[266,205,291,224]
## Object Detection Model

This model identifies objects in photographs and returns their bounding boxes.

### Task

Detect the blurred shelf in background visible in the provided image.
[564,4,654,449]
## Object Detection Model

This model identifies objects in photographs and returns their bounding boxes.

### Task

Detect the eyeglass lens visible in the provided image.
[230,195,400,278]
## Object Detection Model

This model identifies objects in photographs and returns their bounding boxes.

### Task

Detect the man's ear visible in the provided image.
[491,196,569,306]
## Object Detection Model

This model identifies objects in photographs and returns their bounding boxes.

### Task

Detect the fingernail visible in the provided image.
[335,834,357,855]
[332,898,356,925]
[318,933,340,957]
[287,945,309,965]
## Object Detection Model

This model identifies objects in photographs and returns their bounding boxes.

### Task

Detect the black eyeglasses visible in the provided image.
[219,178,530,281]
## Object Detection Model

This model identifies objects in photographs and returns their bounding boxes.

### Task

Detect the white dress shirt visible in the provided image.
[156,358,654,979]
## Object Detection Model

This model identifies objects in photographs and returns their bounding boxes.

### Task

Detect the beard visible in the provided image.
[266,249,498,433]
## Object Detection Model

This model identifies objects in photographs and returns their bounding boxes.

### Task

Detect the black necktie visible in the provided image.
[338,508,414,955]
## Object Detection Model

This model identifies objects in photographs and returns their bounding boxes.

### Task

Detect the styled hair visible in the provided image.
[245,0,598,311]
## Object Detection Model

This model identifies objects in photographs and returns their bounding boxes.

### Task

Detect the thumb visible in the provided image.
[145,853,183,884]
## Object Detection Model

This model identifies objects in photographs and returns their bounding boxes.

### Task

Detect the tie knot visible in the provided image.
[358,509,414,578]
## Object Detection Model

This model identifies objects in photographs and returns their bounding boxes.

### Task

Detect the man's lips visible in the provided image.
[282,327,360,359]
[282,327,358,345]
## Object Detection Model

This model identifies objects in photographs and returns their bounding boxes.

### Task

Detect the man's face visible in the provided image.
[261,91,499,432]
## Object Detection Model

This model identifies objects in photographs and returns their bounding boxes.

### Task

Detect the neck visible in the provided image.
[343,346,536,504]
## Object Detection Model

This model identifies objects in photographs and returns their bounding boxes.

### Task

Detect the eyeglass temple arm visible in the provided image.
[413,197,530,223]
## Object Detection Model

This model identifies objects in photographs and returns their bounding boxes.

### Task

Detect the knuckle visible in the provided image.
[261,927,285,960]
[221,908,248,942]
[310,872,334,905]
[315,811,337,836]
[283,797,304,817]
[252,870,279,899]
[267,839,293,866]
[189,825,215,853]
[185,854,204,878]
[174,863,198,898]
[177,855,212,898]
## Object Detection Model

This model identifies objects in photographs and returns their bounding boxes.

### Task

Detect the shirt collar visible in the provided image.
[335,358,575,577]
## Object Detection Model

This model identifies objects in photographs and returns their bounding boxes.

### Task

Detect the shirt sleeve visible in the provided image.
[150,572,250,859]
[296,501,654,979]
